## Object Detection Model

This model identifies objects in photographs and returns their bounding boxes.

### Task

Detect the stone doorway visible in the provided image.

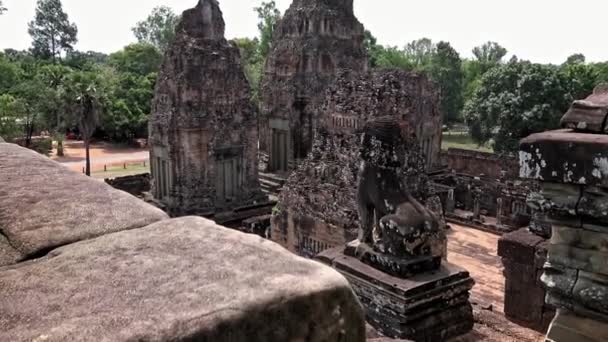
[270,128,288,172]
[215,148,244,203]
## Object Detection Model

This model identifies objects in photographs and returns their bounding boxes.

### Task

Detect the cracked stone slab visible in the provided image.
[0,143,168,266]
[519,129,608,187]
[0,216,365,342]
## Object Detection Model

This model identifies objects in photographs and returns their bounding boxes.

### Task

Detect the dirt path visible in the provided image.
[51,141,149,172]
[447,224,544,342]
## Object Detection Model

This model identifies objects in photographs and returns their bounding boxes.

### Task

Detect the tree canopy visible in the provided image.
[28,0,78,62]
[463,62,573,153]
[132,6,179,52]
[254,1,281,60]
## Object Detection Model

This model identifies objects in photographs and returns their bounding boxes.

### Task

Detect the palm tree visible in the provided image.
[62,72,103,176]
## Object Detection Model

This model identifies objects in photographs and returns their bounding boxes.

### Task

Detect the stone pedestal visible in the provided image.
[519,85,608,341]
[318,247,474,342]
[498,228,555,331]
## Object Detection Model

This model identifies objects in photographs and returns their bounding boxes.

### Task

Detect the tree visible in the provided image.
[104,71,154,141]
[472,41,507,73]
[132,6,179,52]
[62,72,105,176]
[364,30,387,68]
[11,78,49,147]
[37,63,72,132]
[403,38,435,69]
[0,1,6,14]
[232,38,263,103]
[28,0,78,63]
[254,1,281,60]
[375,46,414,70]
[564,53,586,65]
[463,62,570,154]
[0,55,22,94]
[560,62,598,101]
[108,43,162,76]
[64,50,108,70]
[0,95,23,141]
[430,42,464,123]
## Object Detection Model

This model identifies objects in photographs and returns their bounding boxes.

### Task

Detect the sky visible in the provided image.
[0,0,607,64]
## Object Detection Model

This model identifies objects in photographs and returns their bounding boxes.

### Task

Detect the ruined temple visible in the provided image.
[260,0,368,172]
[149,0,266,216]
[271,69,442,257]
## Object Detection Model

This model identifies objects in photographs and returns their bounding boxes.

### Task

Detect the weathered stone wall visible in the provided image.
[0,140,366,342]
[498,229,555,332]
[323,70,442,169]
[443,148,519,179]
[260,0,368,169]
[519,85,608,341]
[149,0,265,216]
[104,173,151,197]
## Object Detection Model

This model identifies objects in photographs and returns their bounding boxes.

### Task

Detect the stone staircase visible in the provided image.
[259,172,287,197]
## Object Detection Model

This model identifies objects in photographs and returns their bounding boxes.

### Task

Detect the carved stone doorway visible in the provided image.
[270,128,288,172]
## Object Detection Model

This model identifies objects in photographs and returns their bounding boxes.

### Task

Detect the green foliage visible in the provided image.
[103,70,154,141]
[64,50,108,70]
[108,43,162,76]
[404,38,435,69]
[464,62,571,154]
[28,0,78,62]
[374,46,414,70]
[254,1,281,60]
[232,38,263,104]
[0,95,24,141]
[430,42,464,123]
[472,41,507,73]
[132,6,179,52]
[0,55,22,94]
[564,53,586,65]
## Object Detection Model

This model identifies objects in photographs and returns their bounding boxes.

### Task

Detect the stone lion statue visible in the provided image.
[356,117,445,259]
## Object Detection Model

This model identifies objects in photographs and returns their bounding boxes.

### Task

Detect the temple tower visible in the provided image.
[149,0,266,216]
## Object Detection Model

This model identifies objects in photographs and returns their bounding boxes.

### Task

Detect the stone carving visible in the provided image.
[260,0,368,171]
[149,0,266,216]
[355,118,444,262]
[318,118,473,341]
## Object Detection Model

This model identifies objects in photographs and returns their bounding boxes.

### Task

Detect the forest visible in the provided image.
[1,0,607,154]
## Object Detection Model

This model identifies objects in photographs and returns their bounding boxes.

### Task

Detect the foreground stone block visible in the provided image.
[0,217,366,342]
[318,247,474,342]
[0,142,168,266]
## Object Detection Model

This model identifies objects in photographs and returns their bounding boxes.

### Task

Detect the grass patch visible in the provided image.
[91,164,150,179]
[442,132,493,153]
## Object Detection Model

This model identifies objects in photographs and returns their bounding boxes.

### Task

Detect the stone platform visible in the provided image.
[318,247,475,342]
[344,240,442,278]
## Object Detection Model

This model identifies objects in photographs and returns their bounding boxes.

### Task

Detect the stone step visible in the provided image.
[259,172,287,185]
